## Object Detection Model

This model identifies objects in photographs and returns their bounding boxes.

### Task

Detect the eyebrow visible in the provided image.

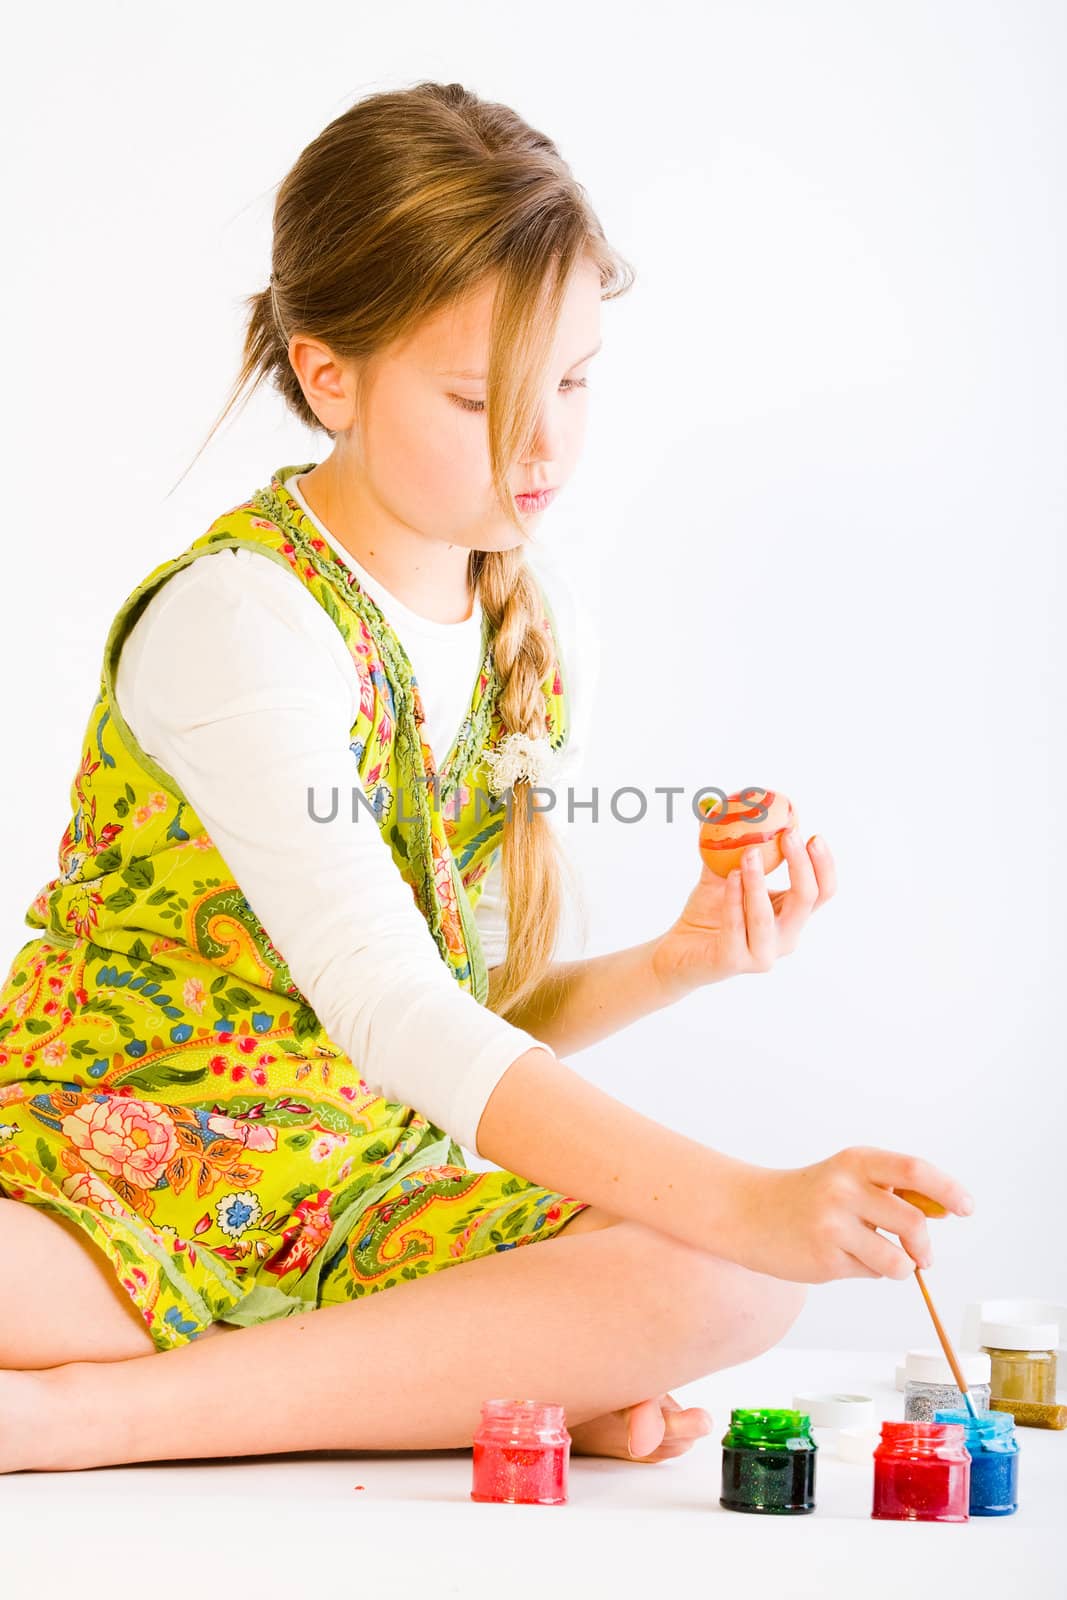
[439,340,603,379]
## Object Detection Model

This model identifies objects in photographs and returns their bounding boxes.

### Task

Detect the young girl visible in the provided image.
[0,81,973,1475]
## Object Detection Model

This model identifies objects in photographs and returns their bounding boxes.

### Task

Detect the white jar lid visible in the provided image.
[793,1392,875,1429]
[905,1347,991,1386]
[981,1319,1058,1351]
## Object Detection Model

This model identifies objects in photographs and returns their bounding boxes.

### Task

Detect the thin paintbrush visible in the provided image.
[914,1265,981,1424]
[895,1187,981,1425]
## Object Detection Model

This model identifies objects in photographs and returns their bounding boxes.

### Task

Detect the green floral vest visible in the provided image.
[24,461,569,1014]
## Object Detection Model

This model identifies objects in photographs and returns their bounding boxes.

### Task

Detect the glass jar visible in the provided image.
[470,1399,570,1505]
[720,1408,817,1515]
[872,1421,971,1522]
[934,1407,1020,1517]
[903,1348,991,1422]
[980,1319,1058,1406]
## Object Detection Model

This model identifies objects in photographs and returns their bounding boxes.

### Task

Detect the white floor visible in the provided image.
[3,1346,1063,1599]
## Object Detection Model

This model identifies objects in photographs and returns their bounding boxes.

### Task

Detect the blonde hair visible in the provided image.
[184,80,634,1020]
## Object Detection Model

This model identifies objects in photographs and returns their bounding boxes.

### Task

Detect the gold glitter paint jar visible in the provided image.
[980,1320,1058,1406]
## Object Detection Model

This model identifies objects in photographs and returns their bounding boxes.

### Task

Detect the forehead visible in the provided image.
[406,260,602,376]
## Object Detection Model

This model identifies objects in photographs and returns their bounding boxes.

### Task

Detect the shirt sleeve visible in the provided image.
[113,546,555,1155]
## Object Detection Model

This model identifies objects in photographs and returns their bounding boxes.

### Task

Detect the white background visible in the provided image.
[1,1,1063,1354]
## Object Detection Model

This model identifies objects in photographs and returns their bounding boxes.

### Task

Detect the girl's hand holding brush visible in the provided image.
[724,1147,974,1284]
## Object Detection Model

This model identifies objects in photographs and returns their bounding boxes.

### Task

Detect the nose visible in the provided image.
[522,399,570,472]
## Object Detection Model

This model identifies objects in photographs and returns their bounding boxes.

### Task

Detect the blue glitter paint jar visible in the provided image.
[934,1407,1020,1516]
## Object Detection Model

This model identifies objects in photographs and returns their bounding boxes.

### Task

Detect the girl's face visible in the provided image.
[293,258,603,554]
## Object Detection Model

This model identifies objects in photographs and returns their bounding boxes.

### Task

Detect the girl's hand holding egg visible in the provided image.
[651,788,837,1001]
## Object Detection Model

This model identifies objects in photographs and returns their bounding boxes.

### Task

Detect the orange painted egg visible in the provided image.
[698,789,796,878]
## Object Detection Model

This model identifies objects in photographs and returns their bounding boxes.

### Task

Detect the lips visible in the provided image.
[515,487,558,511]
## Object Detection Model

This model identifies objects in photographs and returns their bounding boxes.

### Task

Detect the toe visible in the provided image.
[660,1392,713,1439]
[627,1396,668,1458]
[668,1405,714,1438]
[626,1395,714,1458]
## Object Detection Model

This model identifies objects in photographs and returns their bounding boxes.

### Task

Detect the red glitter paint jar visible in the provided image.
[872,1421,971,1523]
[470,1399,571,1505]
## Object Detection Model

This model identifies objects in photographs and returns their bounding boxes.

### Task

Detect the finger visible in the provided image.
[808,835,837,902]
[741,848,776,967]
[861,1187,933,1268]
[840,1251,881,1280]
[861,1149,975,1217]
[843,1218,916,1280]
[769,826,820,946]
[783,825,819,899]
[724,867,747,953]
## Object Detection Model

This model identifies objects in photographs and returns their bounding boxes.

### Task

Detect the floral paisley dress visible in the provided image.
[0,462,589,1352]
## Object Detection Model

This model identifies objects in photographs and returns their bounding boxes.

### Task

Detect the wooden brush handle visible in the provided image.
[895,1188,949,1218]
[914,1266,969,1393]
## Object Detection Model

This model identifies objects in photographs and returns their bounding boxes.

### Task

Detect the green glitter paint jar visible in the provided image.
[720,1408,818,1514]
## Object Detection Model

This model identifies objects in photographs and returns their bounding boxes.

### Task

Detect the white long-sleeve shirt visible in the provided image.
[113,471,598,1155]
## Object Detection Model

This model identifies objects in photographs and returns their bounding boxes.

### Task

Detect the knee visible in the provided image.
[676,1250,809,1369]
[582,1220,808,1376]
[720,1268,808,1362]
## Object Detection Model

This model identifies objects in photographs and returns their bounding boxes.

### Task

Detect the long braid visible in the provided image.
[473,546,564,1019]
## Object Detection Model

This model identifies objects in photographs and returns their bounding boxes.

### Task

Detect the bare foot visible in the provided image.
[569,1391,713,1463]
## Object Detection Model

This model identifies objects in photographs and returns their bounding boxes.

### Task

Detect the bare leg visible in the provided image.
[0,1198,715,1465]
[547,1205,717,1461]
[6,1216,805,1473]
[0,1200,161,1366]
[0,1199,619,1370]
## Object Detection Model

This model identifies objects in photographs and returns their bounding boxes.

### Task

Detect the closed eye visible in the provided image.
[451,377,590,414]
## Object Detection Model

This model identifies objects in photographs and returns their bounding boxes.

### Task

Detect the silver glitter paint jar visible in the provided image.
[903,1348,992,1422]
